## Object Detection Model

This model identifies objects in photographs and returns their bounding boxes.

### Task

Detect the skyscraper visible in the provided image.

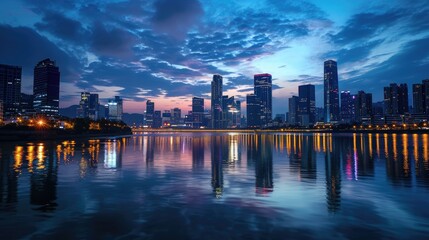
[171,107,182,124]
[145,100,154,127]
[288,96,299,125]
[298,84,316,126]
[355,91,372,123]
[413,84,424,114]
[246,94,261,128]
[108,96,123,121]
[424,80,429,114]
[77,92,90,118]
[254,73,272,126]
[0,64,22,119]
[384,83,408,115]
[88,93,99,120]
[211,74,223,129]
[33,59,60,117]
[340,91,355,123]
[324,60,339,122]
[192,97,204,128]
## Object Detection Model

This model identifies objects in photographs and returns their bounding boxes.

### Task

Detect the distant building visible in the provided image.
[77,92,90,118]
[0,64,22,119]
[355,91,372,124]
[298,84,316,126]
[288,96,299,125]
[424,80,429,114]
[108,96,123,121]
[211,74,223,129]
[192,97,204,128]
[254,73,272,126]
[171,107,181,124]
[413,83,424,114]
[153,110,162,128]
[33,58,60,118]
[145,100,154,127]
[88,94,99,120]
[225,96,241,128]
[246,94,261,128]
[20,93,35,117]
[384,83,409,115]
[324,60,340,122]
[274,114,286,123]
[340,91,355,123]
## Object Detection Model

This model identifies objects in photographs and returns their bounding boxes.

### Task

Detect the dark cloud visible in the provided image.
[330,10,404,45]
[90,22,139,59]
[324,40,383,64]
[35,11,88,43]
[152,0,204,39]
[288,75,323,85]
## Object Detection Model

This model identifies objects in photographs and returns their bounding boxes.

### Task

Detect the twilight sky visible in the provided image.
[0,0,428,114]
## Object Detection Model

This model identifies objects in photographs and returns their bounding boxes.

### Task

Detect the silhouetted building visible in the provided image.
[153,110,162,128]
[211,74,223,129]
[413,84,424,114]
[33,59,60,118]
[192,97,204,128]
[254,73,272,126]
[298,84,316,126]
[384,83,409,115]
[424,80,429,114]
[108,96,123,121]
[88,94,99,120]
[246,94,261,128]
[288,96,299,125]
[324,60,340,123]
[20,93,34,117]
[77,92,90,118]
[145,100,154,127]
[0,64,21,119]
[340,91,355,123]
[355,91,372,124]
[225,96,241,128]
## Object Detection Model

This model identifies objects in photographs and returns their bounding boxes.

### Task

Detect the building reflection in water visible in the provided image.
[30,143,58,212]
[325,134,341,212]
[211,136,224,198]
[146,136,155,167]
[301,135,316,181]
[103,139,123,169]
[192,137,205,170]
[0,145,19,211]
[254,134,273,195]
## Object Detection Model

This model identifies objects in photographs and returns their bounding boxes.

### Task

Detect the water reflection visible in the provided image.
[254,134,273,194]
[211,136,223,198]
[325,135,341,212]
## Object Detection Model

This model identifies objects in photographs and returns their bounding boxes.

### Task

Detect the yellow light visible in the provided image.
[38,120,44,126]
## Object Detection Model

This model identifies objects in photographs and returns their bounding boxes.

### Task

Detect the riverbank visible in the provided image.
[132,128,429,134]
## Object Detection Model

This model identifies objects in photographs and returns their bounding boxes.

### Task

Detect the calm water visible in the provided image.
[0,132,429,239]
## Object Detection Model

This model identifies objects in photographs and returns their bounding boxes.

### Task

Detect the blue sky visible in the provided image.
[0,0,428,114]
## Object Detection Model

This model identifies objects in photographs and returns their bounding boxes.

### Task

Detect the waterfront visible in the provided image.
[0,133,428,239]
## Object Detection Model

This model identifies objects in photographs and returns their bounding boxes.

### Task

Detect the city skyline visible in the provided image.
[0,1,428,114]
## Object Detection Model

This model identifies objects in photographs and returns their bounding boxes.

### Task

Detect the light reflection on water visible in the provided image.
[0,133,428,239]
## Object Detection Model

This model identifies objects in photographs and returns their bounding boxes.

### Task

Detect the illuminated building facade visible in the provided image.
[324,60,340,123]
[0,64,21,119]
[33,59,60,118]
[254,73,272,126]
[108,96,123,121]
[211,74,223,129]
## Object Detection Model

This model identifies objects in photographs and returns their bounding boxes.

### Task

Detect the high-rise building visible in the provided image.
[384,83,408,115]
[88,93,99,120]
[424,80,429,114]
[225,96,241,128]
[288,96,299,125]
[413,84,424,114]
[0,64,22,119]
[355,91,372,123]
[192,97,204,128]
[77,92,90,118]
[298,84,316,126]
[340,91,355,123]
[153,110,162,128]
[324,60,339,122]
[20,93,34,117]
[145,100,154,127]
[33,58,60,117]
[211,74,223,129]
[108,96,123,121]
[254,73,272,126]
[246,94,261,128]
[171,107,182,124]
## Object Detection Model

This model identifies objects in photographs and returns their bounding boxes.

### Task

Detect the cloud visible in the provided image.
[35,11,88,43]
[151,0,204,39]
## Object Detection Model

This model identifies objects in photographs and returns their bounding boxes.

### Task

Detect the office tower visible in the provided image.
[225,96,241,128]
[340,91,355,123]
[221,95,229,128]
[20,93,34,117]
[384,83,408,115]
[355,91,372,123]
[171,107,181,124]
[77,92,90,118]
[211,74,223,128]
[413,84,424,114]
[288,96,299,125]
[33,58,60,117]
[88,93,99,120]
[246,94,261,128]
[145,100,154,127]
[108,96,123,121]
[0,64,22,118]
[254,73,272,126]
[324,60,340,122]
[153,110,162,128]
[192,97,204,128]
[424,80,429,114]
[298,84,316,126]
